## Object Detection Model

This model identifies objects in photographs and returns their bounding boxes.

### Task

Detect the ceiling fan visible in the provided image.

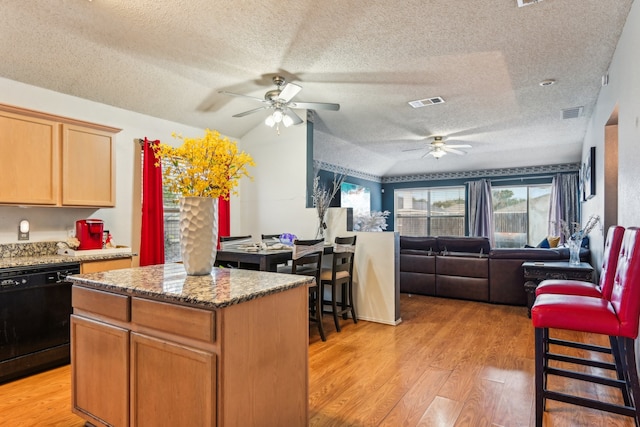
[404,136,472,159]
[219,75,340,132]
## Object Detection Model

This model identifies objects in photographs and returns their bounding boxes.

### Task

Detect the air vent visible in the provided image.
[408,97,445,108]
[517,0,542,7]
[562,106,584,120]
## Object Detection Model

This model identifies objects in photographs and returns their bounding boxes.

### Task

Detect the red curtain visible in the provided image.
[140,138,165,266]
[218,196,230,248]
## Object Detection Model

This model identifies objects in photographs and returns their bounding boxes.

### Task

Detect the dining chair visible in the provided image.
[531,227,640,426]
[219,235,252,249]
[261,234,282,242]
[279,238,326,341]
[321,235,357,332]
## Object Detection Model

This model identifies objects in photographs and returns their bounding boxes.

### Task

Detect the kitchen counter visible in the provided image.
[0,241,134,269]
[0,252,134,269]
[69,263,310,427]
[68,262,313,308]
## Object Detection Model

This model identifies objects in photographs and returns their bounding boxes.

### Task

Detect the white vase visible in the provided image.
[179,197,218,275]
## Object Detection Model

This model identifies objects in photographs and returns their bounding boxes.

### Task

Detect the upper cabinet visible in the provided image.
[0,104,121,207]
[62,124,116,207]
[0,111,60,205]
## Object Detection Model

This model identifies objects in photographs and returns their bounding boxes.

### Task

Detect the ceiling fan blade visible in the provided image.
[445,144,472,149]
[443,147,467,155]
[219,91,270,104]
[289,101,340,111]
[232,106,270,118]
[278,83,302,102]
[402,147,425,153]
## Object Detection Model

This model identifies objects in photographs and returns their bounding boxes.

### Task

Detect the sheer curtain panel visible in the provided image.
[548,173,580,242]
[468,179,494,246]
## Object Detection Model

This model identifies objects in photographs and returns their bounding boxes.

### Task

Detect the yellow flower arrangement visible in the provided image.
[153,129,255,200]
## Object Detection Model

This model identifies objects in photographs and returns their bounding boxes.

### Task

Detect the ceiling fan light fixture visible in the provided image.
[264,115,276,127]
[430,149,446,159]
[282,114,294,127]
[272,109,284,123]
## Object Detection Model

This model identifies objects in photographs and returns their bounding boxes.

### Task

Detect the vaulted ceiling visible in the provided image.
[0,0,633,177]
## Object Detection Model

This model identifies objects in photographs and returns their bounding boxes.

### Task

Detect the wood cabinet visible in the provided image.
[0,103,120,207]
[130,333,216,427]
[71,282,308,427]
[80,257,132,274]
[62,124,115,207]
[71,315,129,427]
[0,111,60,205]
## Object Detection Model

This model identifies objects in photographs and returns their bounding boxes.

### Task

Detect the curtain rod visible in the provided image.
[464,173,574,184]
[488,174,558,183]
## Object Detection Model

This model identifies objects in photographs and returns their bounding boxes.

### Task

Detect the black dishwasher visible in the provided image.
[0,262,80,383]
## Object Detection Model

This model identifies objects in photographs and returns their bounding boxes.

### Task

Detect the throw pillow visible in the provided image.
[537,237,550,248]
[547,236,561,248]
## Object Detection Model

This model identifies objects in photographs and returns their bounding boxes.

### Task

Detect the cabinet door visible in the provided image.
[71,315,129,427]
[130,333,216,427]
[0,111,59,205]
[62,124,115,206]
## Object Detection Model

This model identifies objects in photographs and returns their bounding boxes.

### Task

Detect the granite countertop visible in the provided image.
[67,263,314,309]
[0,252,134,269]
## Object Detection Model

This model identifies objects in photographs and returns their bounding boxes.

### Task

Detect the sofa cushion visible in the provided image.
[436,256,488,278]
[489,248,563,260]
[400,253,435,274]
[400,236,438,253]
[437,236,490,255]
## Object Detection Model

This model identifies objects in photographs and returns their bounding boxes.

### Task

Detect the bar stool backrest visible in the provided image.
[610,227,640,338]
[599,225,626,300]
[291,239,325,284]
[219,235,252,249]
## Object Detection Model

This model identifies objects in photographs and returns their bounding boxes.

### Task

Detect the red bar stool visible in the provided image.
[531,227,640,426]
[536,225,624,299]
[534,226,626,388]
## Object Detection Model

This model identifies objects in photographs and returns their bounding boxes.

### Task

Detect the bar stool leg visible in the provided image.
[611,336,631,406]
[622,337,640,427]
[535,327,545,427]
[331,283,341,332]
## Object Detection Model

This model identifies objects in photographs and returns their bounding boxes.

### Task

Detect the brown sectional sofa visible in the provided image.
[400,236,590,306]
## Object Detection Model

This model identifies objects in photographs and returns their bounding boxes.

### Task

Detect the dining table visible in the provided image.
[215,244,333,272]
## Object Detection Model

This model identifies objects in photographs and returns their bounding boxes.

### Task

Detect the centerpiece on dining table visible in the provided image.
[153,129,255,275]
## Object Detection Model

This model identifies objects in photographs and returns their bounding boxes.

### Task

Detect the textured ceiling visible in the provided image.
[0,0,633,177]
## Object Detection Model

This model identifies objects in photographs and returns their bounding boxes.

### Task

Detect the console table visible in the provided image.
[523,261,595,317]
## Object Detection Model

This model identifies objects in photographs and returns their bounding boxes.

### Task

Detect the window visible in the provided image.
[492,185,551,248]
[395,187,466,236]
[141,151,182,263]
[162,185,181,263]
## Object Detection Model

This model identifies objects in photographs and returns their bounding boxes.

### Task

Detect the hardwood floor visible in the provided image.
[0,293,635,426]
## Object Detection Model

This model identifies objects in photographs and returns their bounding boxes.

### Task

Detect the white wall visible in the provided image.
[0,77,204,247]
[232,121,318,240]
[325,208,401,325]
[581,1,640,264]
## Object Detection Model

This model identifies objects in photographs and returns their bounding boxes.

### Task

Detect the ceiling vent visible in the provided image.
[562,106,584,119]
[408,97,445,108]
[517,0,542,7]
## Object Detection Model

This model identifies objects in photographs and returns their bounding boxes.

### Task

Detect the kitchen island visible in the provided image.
[68,263,312,427]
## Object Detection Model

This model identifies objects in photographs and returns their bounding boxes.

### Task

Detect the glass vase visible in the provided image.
[568,237,583,265]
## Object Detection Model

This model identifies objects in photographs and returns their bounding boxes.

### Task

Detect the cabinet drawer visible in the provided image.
[72,286,130,322]
[81,258,132,274]
[132,298,215,343]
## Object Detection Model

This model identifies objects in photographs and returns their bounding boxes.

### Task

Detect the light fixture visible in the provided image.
[265,108,294,134]
[430,149,446,159]
[282,114,294,128]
